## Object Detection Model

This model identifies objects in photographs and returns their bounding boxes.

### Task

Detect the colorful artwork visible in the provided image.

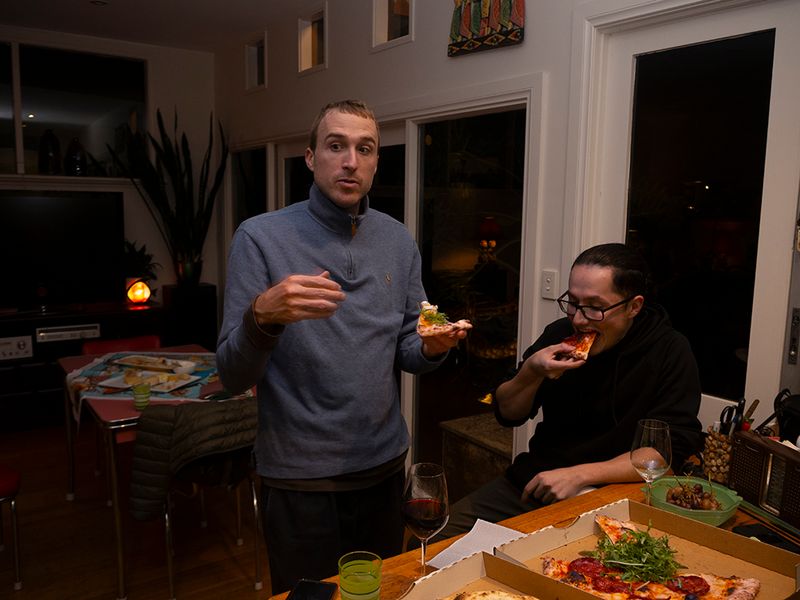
[448,0,525,57]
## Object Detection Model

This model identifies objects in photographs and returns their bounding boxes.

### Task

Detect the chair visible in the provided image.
[0,464,22,591]
[130,398,261,599]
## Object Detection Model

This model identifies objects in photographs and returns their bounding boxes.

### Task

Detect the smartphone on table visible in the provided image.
[286,578,337,600]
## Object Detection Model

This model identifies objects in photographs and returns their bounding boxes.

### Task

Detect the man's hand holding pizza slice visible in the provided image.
[417,301,472,358]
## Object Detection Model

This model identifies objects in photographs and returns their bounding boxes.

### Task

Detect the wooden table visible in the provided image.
[269,483,647,599]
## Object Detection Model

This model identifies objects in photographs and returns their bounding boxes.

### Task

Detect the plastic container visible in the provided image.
[647,476,742,526]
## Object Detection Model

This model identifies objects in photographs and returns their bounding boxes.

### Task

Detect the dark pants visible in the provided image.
[433,475,542,542]
[261,470,405,595]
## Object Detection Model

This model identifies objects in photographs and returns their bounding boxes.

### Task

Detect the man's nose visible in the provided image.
[341,147,358,169]
[571,308,590,327]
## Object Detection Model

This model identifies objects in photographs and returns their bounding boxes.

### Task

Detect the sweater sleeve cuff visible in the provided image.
[243,298,284,346]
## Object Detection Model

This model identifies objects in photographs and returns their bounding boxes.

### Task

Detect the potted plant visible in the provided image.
[110,108,228,287]
[123,239,162,282]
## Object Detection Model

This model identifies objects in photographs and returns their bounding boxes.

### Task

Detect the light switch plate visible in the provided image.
[541,269,559,300]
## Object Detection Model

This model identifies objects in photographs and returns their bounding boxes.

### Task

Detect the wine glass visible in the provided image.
[630,419,672,505]
[402,462,449,576]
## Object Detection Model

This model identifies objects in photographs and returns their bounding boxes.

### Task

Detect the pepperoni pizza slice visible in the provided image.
[541,515,760,600]
[556,331,597,360]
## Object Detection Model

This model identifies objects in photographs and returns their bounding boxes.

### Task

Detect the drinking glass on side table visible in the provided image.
[402,462,449,577]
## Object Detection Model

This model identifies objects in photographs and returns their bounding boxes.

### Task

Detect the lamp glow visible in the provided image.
[126,279,151,303]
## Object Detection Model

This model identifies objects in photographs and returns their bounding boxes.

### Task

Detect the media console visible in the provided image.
[0,302,163,431]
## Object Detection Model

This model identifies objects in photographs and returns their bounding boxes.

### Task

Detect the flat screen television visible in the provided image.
[0,190,125,312]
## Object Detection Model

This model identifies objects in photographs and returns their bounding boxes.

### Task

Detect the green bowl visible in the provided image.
[646,476,742,526]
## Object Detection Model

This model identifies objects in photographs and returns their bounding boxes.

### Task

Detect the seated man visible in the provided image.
[440,242,703,538]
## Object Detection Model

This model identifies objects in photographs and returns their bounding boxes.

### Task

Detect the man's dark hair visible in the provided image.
[572,243,650,298]
[308,99,379,150]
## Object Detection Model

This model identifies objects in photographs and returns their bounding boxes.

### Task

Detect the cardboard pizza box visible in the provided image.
[399,551,548,599]
[496,498,800,599]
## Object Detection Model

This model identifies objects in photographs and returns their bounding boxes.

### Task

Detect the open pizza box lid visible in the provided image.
[398,551,553,599]
[494,498,800,599]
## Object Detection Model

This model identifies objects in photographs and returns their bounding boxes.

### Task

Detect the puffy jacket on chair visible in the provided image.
[129,398,258,520]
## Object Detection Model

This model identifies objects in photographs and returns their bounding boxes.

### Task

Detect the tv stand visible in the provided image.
[0,302,163,431]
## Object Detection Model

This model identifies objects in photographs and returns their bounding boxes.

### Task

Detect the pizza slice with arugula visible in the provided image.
[541,515,760,600]
[417,301,473,337]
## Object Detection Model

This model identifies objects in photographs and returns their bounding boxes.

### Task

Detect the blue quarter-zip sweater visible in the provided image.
[217,184,443,480]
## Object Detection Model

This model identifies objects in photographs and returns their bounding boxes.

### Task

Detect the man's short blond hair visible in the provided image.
[308,99,379,150]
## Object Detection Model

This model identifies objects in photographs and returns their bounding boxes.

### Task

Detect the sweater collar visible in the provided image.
[308,183,369,235]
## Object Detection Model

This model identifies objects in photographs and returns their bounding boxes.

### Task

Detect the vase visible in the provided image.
[175,259,203,287]
[38,129,62,174]
[64,137,88,176]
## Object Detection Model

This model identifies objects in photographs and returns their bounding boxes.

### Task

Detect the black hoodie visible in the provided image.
[498,303,703,492]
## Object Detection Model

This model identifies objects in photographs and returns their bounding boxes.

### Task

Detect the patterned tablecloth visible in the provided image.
[66,351,235,422]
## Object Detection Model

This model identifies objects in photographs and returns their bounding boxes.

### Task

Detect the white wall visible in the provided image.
[0,24,218,290]
[214,0,576,335]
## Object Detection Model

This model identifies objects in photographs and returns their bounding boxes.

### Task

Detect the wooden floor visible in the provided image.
[0,422,271,600]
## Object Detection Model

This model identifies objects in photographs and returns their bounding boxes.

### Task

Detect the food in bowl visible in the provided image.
[665,480,721,510]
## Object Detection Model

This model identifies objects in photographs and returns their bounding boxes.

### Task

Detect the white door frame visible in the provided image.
[565,0,800,428]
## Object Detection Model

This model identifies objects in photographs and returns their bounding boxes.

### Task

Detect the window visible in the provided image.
[0,43,13,174]
[245,34,267,90]
[231,148,267,227]
[373,0,412,48]
[2,44,146,177]
[298,9,326,72]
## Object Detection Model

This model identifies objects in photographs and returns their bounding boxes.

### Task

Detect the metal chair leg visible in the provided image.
[250,477,262,591]
[165,496,175,600]
[199,488,207,529]
[10,498,22,591]
[235,485,243,546]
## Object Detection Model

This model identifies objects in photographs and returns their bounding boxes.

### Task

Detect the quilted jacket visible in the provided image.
[129,397,258,520]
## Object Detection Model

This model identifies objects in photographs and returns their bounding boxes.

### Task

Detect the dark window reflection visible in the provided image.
[232,148,267,227]
[627,30,774,400]
[19,45,145,176]
[417,109,525,464]
[0,43,14,173]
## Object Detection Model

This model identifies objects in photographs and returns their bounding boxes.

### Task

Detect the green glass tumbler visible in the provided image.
[338,551,381,600]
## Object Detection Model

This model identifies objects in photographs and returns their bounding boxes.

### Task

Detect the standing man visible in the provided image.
[216,100,467,593]
[439,242,703,538]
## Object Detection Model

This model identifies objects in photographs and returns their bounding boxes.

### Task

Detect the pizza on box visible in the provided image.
[541,515,760,600]
[417,301,473,337]
[556,331,597,361]
[439,592,537,600]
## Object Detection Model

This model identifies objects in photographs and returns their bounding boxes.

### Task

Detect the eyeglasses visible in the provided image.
[556,292,635,322]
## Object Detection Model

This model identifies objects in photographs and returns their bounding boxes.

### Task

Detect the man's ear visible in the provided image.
[628,295,644,318]
[304,147,314,171]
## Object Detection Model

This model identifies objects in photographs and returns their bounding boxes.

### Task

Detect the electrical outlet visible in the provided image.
[541,269,559,300]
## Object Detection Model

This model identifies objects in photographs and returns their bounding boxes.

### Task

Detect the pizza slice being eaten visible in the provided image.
[417,301,473,337]
[556,330,597,361]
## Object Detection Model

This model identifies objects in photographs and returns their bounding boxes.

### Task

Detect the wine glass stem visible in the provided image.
[420,538,427,574]
[646,482,652,505]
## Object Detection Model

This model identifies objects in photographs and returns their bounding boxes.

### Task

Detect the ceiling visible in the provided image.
[0,0,279,52]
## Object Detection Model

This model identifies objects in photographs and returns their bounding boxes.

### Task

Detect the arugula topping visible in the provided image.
[421,308,448,325]
[581,527,685,583]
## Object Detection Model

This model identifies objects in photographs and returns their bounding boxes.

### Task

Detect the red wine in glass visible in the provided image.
[402,463,449,575]
[401,498,448,540]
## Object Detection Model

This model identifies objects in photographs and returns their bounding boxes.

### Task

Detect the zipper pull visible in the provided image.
[351,216,358,237]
